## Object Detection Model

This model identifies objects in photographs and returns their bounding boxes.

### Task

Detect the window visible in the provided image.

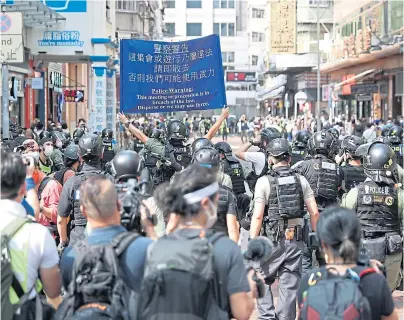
[252,32,264,42]
[165,0,175,8]
[214,0,234,8]
[187,0,202,8]
[213,23,235,36]
[309,0,331,7]
[223,65,235,73]
[221,51,235,63]
[165,23,175,36]
[251,55,258,66]
[186,23,202,36]
[117,0,136,11]
[252,8,265,19]
[106,0,110,20]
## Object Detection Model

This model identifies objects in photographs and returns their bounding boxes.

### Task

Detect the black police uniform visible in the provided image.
[102,139,115,169]
[390,143,403,167]
[290,146,306,166]
[294,154,339,210]
[210,185,238,236]
[339,164,366,194]
[58,162,103,245]
[221,154,246,195]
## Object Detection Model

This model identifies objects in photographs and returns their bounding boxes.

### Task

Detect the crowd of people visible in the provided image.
[1,107,403,320]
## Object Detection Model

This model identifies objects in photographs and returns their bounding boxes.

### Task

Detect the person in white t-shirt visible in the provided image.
[0,149,61,312]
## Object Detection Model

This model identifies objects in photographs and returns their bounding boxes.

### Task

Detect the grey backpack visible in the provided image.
[138,232,228,320]
[1,217,33,320]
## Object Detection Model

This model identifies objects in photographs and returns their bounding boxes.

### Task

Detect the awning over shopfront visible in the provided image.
[333,69,381,90]
[2,0,65,28]
[255,85,285,102]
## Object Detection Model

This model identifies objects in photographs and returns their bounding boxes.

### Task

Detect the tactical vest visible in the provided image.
[223,156,245,195]
[247,153,268,193]
[340,164,366,193]
[133,139,145,153]
[356,181,400,234]
[102,141,115,164]
[72,170,102,227]
[211,186,230,234]
[391,143,403,167]
[171,143,192,168]
[290,148,306,166]
[305,157,338,200]
[266,168,304,223]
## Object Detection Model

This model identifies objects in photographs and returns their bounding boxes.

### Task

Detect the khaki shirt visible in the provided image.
[253,169,314,226]
[341,179,404,219]
[144,138,165,157]
[217,171,233,189]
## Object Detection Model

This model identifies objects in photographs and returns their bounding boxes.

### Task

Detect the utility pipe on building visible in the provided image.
[2,63,10,139]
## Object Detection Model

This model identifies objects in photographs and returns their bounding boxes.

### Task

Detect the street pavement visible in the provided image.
[211,134,404,319]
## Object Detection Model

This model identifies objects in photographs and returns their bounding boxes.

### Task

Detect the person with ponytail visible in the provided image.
[297,206,398,320]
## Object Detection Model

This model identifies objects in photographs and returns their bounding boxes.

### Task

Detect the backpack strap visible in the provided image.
[207,232,226,246]
[111,231,140,257]
[38,177,53,201]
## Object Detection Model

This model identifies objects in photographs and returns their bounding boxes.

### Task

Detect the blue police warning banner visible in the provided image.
[120,35,226,114]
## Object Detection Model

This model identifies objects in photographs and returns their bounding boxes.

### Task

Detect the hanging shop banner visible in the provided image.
[64,89,84,102]
[120,34,227,114]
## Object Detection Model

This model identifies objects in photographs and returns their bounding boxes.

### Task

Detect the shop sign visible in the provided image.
[0,12,23,63]
[351,83,378,95]
[270,0,296,54]
[226,71,257,82]
[38,31,84,47]
[341,74,356,95]
[31,77,44,90]
[64,89,84,102]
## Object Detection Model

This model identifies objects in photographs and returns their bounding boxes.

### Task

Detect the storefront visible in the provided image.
[8,71,25,126]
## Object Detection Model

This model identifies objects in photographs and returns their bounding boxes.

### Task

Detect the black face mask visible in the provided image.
[77,162,84,172]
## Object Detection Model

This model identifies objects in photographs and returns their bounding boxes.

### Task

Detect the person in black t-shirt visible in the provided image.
[297,207,398,320]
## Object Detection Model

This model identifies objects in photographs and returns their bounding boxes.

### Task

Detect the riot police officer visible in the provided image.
[72,128,85,145]
[191,137,213,154]
[291,130,311,166]
[294,131,340,210]
[191,147,240,242]
[338,135,366,195]
[215,141,245,195]
[387,125,403,167]
[101,128,116,170]
[54,144,81,186]
[236,127,281,194]
[250,138,319,320]
[342,141,404,291]
[327,127,341,158]
[57,133,105,247]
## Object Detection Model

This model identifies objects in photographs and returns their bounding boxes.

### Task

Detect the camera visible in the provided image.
[115,169,157,233]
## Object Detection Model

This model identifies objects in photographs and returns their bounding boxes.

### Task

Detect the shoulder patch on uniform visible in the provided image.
[385,196,394,206]
[362,195,372,204]
[277,176,296,185]
[322,162,336,170]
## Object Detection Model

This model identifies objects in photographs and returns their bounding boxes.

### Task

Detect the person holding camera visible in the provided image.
[137,164,257,320]
[250,138,319,320]
[342,141,404,292]
[57,134,106,247]
[297,206,398,320]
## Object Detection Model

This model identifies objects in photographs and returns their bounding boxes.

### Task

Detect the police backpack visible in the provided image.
[54,232,140,320]
[299,267,375,320]
[138,231,228,320]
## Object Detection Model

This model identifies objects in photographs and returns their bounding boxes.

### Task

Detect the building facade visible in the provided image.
[321,0,403,121]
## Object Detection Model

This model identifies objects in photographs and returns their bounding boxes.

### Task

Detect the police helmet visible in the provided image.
[215,141,232,154]
[191,138,213,154]
[64,144,79,161]
[310,131,334,154]
[150,128,163,139]
[110,150,143,181]
[166,120,187,140]
[39,130,51,141]
[266,138,292,157]
[78,133,103,158]
[260,128,281,149]
[327,128,340,140]
[192,147,220,168]
[387,125,403,144]
[341,135,363,155]
[73,128,85,144]
[101,128,113,140]
[294,130,311,148]
[381,124,393,137]
[363,142,397,184]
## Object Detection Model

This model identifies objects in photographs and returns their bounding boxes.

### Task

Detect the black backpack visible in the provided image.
[37,177,54,201]
[54,168,70,186]
[138,232,228,320]
[299,267,375,320]
[54,232,140,320]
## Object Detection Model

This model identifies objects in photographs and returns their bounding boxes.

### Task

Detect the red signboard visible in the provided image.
[64,89,84,103]
[341,74,355,95]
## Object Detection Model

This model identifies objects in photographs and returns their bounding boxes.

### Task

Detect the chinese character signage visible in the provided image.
[120,35,226,114]
[106,70,116,132]
[270,0,296,54]
[64,89,84,102]
[38,31,84,47]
